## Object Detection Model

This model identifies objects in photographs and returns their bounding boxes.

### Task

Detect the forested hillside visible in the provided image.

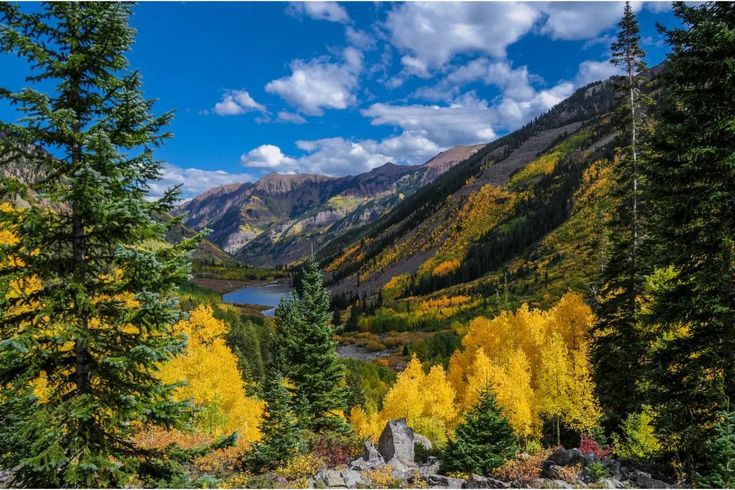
[323,78,617,318]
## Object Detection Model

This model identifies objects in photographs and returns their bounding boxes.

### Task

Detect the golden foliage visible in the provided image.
[448,292,600,438]
[350,356,457,446]
[158,305,264,442]
[419,185,515,279]
[364,465,401,488]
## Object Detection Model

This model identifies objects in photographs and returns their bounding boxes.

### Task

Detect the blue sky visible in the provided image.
[0,2,679,199]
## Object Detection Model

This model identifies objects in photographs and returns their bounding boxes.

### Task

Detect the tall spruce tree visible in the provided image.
[442,389,518,476]
[0,3,198,486]
[244,371,301,471]
[275,255,348,432]
[641,1,735,473]
[592,1,651,431]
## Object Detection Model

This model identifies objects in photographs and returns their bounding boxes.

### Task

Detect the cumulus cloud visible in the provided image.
[265,47,363,115]
[539,2,639,41]
[149,164,254,200]
[575,59,622,86]
[385,2,540,74]
[240,133,443,177]
[384,2,653,78]
[362,93,496,147]
[287,1,349,23]
[212,89,266,116]
[240,144,298,170]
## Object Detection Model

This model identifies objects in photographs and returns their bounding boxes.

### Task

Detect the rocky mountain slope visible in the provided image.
[320,79,618,314]
[177,145,482,267]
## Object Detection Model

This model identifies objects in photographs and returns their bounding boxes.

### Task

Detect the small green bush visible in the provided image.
[586,461,609,482]
[612,407,662,461]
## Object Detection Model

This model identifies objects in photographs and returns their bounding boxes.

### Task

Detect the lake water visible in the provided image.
[222,283,291,317]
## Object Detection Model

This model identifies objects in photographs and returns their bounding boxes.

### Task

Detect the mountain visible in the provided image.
[177,144,483,267]
[320,79,618,318]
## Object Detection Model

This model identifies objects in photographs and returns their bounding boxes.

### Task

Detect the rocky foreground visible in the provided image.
[309,419,676,489]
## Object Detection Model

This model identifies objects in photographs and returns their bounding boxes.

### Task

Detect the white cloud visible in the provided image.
[265,47,363,115]
[150,164,253,200]
[385,2,540,73]
[241,133,442,177]
[287,1,349,23]
[575,60,622,86]
[362,93,496,147]
[240,144,298,170]
[346,26,375,50]
[539,2,638,41]
[447,59,537,101]
[212,89,266,116]
[277,111,307,124]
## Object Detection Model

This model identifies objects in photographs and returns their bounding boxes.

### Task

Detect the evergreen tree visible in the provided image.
[641,2,735,472]
[442,389,518,476]
[0,3,199,486]
[244,371,301,472]
[592,1,651,431]
[275,255,349,432]
[697,405,735,488]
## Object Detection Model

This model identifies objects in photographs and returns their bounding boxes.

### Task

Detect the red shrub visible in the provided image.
[580,433,612,459]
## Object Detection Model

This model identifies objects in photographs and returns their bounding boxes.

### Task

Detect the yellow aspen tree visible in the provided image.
[565,346,601,432]
[159,305,264,442]
[489,349,537,439]
[464,348,493,411]
[381,355,426,423]
[536,332,572,445]
[416,365,457,445]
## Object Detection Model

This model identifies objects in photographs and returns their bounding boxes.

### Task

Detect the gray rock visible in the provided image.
[599,477,626,489]
[378,418,415,464]
[548,479,573,489]
[603,459,622,479]
[462,474,510,489]
[546,448,585,467]
[363,441,384,463]
[322,468,346,488]
[542,463,567,480]
[341,468,364,488]
[419,456,441,478]
[427,474,465,488]
[415,433,433,451]
[634,471,669,489]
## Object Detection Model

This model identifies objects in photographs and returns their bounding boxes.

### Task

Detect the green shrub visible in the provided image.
[612,407,662,461]
[586,461,609,482]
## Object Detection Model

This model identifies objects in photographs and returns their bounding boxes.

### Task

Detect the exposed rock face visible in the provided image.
[178,146,481,267]
[378,418,415,465]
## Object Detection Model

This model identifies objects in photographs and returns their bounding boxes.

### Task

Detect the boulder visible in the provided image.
[599,477,626,489]
[340,468,364,488]
[546,448,585,467]
[542,463,567,480]
[316,468,346,488]
[547,479,574,489]
[419,456,441,478]
[427,474,465,488]
[634,471,669,489]
[462,474,510,489]
[363,441,383,463]
[378,419,415,464]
